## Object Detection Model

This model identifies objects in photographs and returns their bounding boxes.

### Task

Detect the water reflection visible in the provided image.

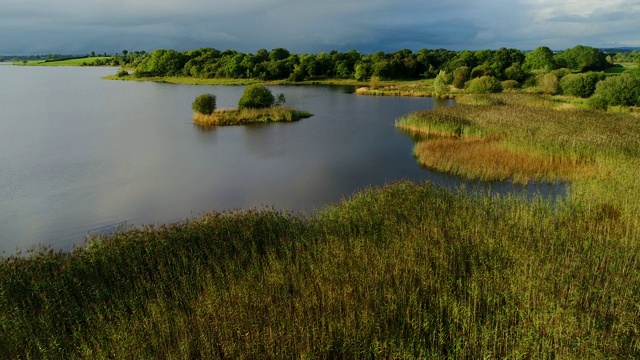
[0,67,566,254]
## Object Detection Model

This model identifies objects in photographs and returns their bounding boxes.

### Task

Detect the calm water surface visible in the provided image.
[0,66,564,254]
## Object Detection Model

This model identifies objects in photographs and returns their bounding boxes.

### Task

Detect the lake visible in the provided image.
[0,66,564,254]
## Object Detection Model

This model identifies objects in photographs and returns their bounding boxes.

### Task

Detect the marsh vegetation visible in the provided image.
[1,176,639,358]
[191,85,312,126]
[3,48,640,358]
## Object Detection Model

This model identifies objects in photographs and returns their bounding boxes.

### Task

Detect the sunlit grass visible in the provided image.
[355,79,438,97]
[2,180,639,358]
[2,92,640,358]
[192,107,313,126]
[413,136,587,183]
[396,92,640,216]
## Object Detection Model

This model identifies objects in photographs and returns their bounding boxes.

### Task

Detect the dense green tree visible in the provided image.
[238,85,276,109]
[192,94,217,115]
[555,45,608,72]
[467,76,503,94]
[536,73,560,94]
[471,63,494,78]
[452,66,470,89]
[504,62,525,82]
[560,72,606,98]
[354,63,371,81]
[372,60,395,79]
[269,48,290,62]
[134,49,188,77]
[591,73,640,107]
[523,46,556,71]
[433,71,451,98]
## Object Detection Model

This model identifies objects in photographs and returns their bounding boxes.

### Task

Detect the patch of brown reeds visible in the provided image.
[193,107,312,126]
[398,93,640,183]
[414,136,586,183]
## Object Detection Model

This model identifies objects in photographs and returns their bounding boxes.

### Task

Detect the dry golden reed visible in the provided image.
[193,107,312,126]
[397,93,640,183]
[414,136,585,183]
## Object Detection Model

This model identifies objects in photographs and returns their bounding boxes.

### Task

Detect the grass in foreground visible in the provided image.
[193,107,313,126]
[1,180,639,358]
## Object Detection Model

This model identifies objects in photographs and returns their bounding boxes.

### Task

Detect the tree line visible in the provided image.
[126,45,636,82]
[119,45,640,108]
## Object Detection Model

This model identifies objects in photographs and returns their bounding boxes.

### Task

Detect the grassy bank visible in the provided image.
[1,180,639,358]
[21,57,112,66]
[104,74,367,87]
[355,79,440,97]
[193,107,313,126]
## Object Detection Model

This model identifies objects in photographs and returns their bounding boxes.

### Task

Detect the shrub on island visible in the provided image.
[192,86,311,126]
[467,76,503,94]
[192,93,217,115]
[238,84,277,109]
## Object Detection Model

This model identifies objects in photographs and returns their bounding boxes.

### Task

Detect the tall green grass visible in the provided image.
[397,93,640,189]
[1,180,639,358]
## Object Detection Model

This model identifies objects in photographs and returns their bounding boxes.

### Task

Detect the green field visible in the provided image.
[21,57,112,66]
[604,63,638,75]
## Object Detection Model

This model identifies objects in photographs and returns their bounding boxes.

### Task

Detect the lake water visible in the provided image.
[0,66,564,254]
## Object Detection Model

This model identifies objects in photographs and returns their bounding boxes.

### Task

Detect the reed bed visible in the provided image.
[193,107,312,126]
[3,92,640,358]
[396,93,640,184]
[413,136,585,183]
[1,181,639,358]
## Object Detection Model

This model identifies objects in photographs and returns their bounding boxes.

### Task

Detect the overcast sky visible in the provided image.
[2,0,640,55]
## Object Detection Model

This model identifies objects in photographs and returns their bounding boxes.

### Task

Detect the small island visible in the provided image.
[192,84,312,126]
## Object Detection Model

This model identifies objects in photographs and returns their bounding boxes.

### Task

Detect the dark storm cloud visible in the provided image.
[1,0,639,55]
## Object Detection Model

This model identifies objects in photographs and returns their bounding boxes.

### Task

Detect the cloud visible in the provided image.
[1,0,639,55]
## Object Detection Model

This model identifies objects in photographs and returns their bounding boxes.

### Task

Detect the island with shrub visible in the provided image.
[191,84,312,126]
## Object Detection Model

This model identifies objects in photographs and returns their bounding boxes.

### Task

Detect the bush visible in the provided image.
[192,94,217,115]
[536,73,559,95]
[433,71,451,99]
[501,80,520,90]
[587,94,608,110]
[467,76,503,94]
[238,85,276,109]
[560,72,606,98]
[591,73,640,107]
[551,68,572,79]
[452,66,470,89]
[238,84,276,109]
[471,64,494,79]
